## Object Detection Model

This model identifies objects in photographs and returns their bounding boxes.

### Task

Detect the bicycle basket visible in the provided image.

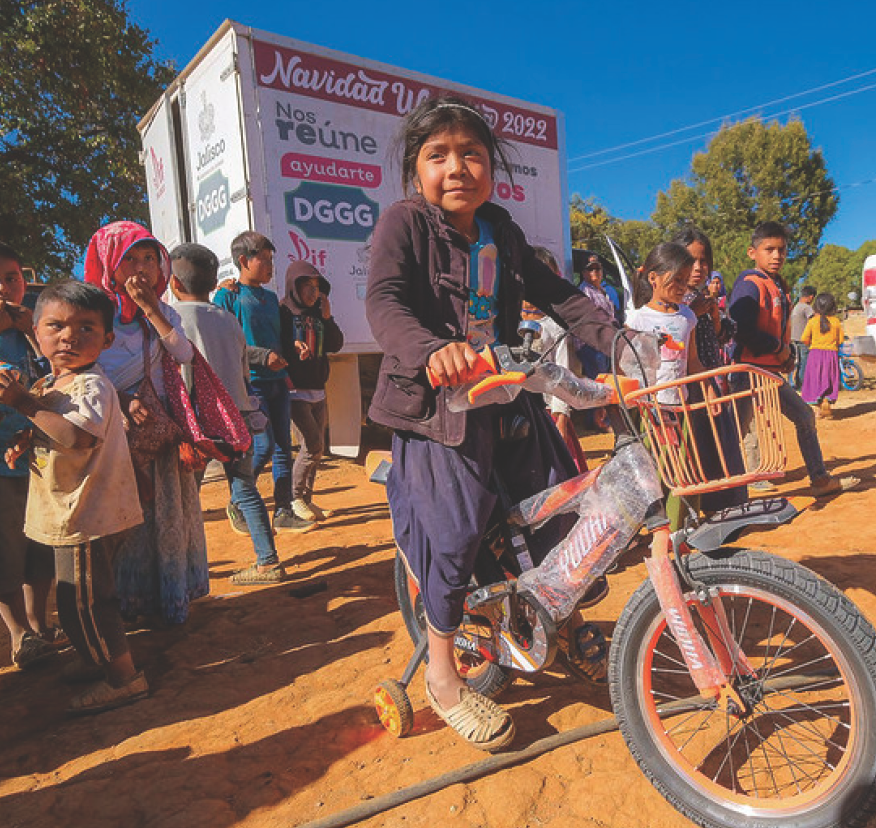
[623,365,787,496]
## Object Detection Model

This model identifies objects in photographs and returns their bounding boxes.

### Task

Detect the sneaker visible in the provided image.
[301,499,334,521]
[291,497,318,522]
[226,502,250,536]
[273,508,316,534]
[12,632,56,670]
[750,480,779,493]
[811,475,861,497]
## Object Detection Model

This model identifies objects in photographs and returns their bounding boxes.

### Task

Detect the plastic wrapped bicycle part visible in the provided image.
[445,360,615,412]
[445,379,521,412]
[516,441,663,623]
[618,331,663,388]
[526,362,615,410]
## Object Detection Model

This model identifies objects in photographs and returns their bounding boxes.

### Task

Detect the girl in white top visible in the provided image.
[625,243,705,404]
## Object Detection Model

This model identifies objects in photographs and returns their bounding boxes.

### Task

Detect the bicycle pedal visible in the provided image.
[466,582,514,611]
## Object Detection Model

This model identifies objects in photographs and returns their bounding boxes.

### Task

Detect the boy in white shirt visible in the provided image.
[0,281,147,714]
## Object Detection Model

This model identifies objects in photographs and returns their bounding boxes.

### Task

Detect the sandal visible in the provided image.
[12,632,56,670]
[425,681,515,752]
[230,563,287,585]
[567,622,609,685]
[67,671,149,716]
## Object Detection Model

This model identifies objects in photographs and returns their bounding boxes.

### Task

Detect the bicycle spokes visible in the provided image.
[644,585,852,804]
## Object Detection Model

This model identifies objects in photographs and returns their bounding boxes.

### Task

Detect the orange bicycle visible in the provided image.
[372,330,876,828]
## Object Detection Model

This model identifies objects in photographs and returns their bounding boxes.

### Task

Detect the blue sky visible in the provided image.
[127,0,876,251]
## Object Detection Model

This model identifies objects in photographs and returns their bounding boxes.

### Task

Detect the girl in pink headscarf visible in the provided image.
[84,221,208,625]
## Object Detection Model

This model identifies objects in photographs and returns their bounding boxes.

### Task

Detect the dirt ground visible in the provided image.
[2,347,876,828]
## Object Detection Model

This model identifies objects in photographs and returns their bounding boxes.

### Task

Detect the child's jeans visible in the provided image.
[730,371,826,482]
[290,398,327,501]
[225,447,279,567]
[250,377,293,511]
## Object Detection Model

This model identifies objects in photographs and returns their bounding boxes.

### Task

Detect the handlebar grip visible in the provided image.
[468,371,527,402]
[426,348,498,388]
[595,373,641,404]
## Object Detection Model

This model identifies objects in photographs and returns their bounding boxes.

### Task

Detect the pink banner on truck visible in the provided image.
[253,39,558,150]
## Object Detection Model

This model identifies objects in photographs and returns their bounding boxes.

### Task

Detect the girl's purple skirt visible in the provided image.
[801,349,840,404]
[387,392,577,634]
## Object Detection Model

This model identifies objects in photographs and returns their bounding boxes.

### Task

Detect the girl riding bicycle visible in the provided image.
[365,94,620,751]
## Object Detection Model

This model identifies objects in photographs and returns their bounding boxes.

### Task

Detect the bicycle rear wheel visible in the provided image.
[610,549,876,828]
[393,550,512,699]
[841,358,864,392]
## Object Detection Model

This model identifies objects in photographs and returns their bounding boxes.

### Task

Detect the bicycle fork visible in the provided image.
[645,528,757,714]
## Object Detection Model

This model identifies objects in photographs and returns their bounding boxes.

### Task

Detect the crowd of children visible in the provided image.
[0,220,345,713]
[0,93,864,738]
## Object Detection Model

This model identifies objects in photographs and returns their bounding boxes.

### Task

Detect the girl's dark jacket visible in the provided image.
[280,276,344,390]
[365,196,620,446]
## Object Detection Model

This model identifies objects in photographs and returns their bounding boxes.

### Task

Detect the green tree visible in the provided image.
[569,195,660,270]
[569,195,613,249]
[0,0,174,280]
[807,244,854,299]
[652,118,839,290]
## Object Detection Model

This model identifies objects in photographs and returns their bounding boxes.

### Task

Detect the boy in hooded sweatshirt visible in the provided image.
[280,262,344,522]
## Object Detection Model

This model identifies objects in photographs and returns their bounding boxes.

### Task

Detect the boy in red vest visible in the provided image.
[729,221,859,497]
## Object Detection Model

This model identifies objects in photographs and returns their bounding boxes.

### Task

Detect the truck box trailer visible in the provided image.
[138,19,571,456]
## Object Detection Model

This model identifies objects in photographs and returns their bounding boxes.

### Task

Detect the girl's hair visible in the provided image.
[813,292,837,335]
[633,242,694,307]
[395,95,515,195]
[671,225,714,273]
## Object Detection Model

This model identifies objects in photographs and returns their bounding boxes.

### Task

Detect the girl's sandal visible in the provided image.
[425,682,515,752]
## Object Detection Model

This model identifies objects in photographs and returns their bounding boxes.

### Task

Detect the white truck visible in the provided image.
[137,19,572,455]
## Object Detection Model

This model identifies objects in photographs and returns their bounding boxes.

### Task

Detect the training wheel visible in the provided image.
[374,679,414,737]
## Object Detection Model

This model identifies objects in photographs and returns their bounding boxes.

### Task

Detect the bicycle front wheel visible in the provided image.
[610,549,876,828]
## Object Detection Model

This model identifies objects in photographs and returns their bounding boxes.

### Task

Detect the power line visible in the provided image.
[568,65,876,162]
[568,81,876,173]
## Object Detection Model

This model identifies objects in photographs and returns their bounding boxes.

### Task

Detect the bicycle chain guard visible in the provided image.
[458,582,557,673]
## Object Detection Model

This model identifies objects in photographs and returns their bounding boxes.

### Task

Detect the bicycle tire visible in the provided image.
[393,550,513,699]
[609,548,876,828]
[841,359,864,392]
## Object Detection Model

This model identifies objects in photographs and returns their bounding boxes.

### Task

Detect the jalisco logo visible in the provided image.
[281,152,382,188]
[196,169,230,235]
[198,91,216,143]
[285,181,378,243]
[196,138,226,172]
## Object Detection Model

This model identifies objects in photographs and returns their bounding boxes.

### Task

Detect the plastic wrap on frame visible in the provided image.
[446,360,615,412]
[618,331,662,388]
[516,441,663,622]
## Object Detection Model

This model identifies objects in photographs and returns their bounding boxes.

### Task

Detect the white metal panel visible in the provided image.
[140,95,186,251]
[179,28,252,284]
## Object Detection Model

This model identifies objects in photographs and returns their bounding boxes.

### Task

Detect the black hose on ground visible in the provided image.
[298,713,621,828]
